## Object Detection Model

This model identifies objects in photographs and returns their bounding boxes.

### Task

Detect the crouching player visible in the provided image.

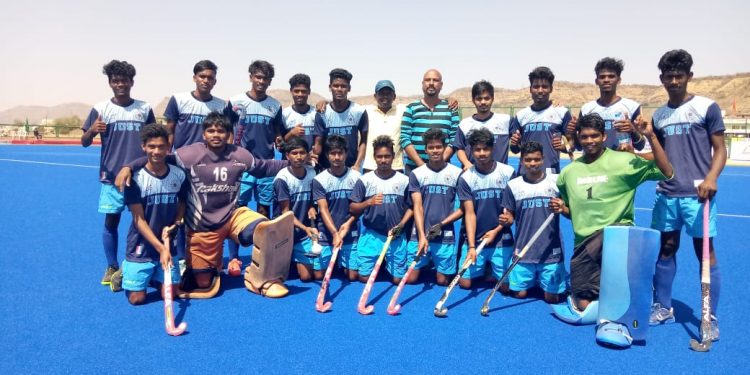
[313,135,361,279]
[456,128,515,289]
[274,137,320,281]
[500,141,566,303]
[116,112,293,298]
[110,124,188,304]
[407,128,463,285]
[350,135,413,282]
[550,113,672,347]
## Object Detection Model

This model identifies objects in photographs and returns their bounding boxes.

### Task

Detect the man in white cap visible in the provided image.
[363,80,405,173]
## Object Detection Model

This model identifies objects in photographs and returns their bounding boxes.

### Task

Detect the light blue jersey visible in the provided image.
[580,97,643,150]
[82,99,155,183]
[453,113,512,164]
[312,168,361,245]
[408,163,462,244]
[282,105,317,148]
[509,104,571,175]
[314,102,368,167]
[652,95,724,197]
[164,92,226,149]
[226,93,283,159]
[273,166,316,241]
[457,162,515,248]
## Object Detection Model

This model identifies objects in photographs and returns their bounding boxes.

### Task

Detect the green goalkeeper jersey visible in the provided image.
[557,148,666,246]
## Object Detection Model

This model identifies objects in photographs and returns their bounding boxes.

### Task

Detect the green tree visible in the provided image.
[53,116,82,136]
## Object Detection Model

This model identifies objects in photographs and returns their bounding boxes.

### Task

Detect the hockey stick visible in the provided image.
[357,235,393,315]
[480,213,555,316]
[689,199,712,352]
[386,253,423,316]
[162,234,187,336]
[433,239,488,317]
[315,246,341,313]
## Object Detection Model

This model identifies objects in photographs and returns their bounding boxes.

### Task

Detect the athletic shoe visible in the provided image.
[700,315,720,342]
[110,268,123,292]
[649,302,675,326]
[101,265,118,285]
[596,321,633,348]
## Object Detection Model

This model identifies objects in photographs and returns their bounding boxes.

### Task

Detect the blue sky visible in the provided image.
[1,0,747,110]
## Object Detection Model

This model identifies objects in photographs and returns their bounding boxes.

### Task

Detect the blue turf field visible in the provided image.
[1,145,749,373]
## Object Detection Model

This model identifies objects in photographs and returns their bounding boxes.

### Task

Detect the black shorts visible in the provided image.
[570,230,604,301]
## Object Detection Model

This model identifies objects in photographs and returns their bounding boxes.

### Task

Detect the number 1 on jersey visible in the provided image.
[586,186,593,200]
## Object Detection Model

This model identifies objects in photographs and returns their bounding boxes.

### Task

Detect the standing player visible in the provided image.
[553,113,672,312]
[456,128,515,289]
[313,135,360,279]
[282,74,318,164]
[81,60,156,285]
[163,60,226,268]
[225,60,283,270]
[500,141,566,303]
[116,112,293,298]
[110,124,188,304]
[649,50,726,342]
[226,60,283,218]
[164,60,226,150]
[313,68,368,171]
[454,80,512,170]
[274,137,320,281]
[362,80,406,173]
[570,57,645,152]
[406,128,463,285]
[509,67,571,175]
[400,69,460,175]
[350,136,413,283]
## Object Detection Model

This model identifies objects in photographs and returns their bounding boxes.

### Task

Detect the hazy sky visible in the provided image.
[2,0,748,111]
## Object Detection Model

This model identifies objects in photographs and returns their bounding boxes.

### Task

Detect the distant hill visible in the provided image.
[3,73,748,124]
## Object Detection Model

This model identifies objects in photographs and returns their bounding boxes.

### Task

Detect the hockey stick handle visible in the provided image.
[162,234,186,335]
[358,235,393,313]
[700,199,710,283]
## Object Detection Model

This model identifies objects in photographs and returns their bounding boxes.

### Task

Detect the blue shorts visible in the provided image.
[98,183,125,214]
[238,173,274,207]
[357,230,407,278]
[122,259,180,292]
[458,244,512,279]
[406,240,457,275]
[334,242,359,271]
[509,261,567,294]
[293,237,332,271]
[651,193,718,238]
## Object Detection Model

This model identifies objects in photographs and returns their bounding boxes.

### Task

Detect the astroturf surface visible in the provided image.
[1,145,748,373]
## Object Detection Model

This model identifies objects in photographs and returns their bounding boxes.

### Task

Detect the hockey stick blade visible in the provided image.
[434,239,488,318]
[481,213,555,316]
[358,236,392,315]
[315,246,341,313]
[386,255,422,316]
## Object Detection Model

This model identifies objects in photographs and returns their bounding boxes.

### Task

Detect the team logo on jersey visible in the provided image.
[135,112,144,121]
[263,104,275,113]
[347,113,356,124]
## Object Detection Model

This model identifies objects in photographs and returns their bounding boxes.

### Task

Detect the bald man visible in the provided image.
[400,69,461,175]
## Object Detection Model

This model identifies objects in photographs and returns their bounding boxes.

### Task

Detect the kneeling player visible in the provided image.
[456,128,515,289]
[111,124,188,304]
[501,141,566,303]
[274,137,321,281]
[117,112,293,298]
[406,129,463,285]
[350,135,413,283]
[313,135,360,279]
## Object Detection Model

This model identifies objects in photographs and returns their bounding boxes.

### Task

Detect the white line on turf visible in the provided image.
[635,207,750,219]
[0,158,97,169]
